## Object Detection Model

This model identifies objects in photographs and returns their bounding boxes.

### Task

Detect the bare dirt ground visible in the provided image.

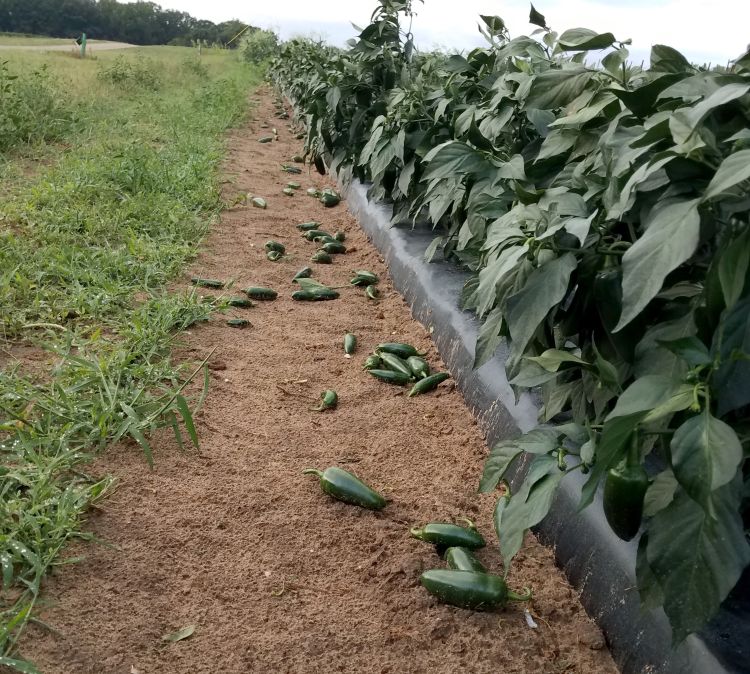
[18,88,618,674]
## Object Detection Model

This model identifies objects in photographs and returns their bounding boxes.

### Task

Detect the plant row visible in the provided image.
[268,0,750,642]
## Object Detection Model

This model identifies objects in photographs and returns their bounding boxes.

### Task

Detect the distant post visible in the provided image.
[80,33,87,58]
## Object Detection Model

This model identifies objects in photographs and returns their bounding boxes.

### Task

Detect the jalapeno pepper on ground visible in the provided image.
[244,286,277,301]
[444,547,486,573]
[408,372,449,397]
[293,267,313,281]
[350,270,378,286]
[367,369,411,385]
[377,352,413,378]
[376,342,426,359]
[410,519,486,549]
[311,390,338,412]
[419,570,532,610]
[303,467,386,510]
[362,355,382,370]
[344,333,357,355]
[406,356,430,379]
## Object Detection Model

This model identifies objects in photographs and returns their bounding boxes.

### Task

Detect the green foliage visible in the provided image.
[0,0,254,48]
[270,0,750,641]
[0,61,74,151]
[242,29,279,64]
[97,55,160,89]
[0,50,261,667]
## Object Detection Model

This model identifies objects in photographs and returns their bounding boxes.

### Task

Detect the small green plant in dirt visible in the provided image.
[0,48,262,669]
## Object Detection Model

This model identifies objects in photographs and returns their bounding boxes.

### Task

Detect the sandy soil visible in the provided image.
[16,88,618,674]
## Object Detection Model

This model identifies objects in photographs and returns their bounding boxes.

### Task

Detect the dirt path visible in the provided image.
[19,88,617,674]
[0,41,135,51]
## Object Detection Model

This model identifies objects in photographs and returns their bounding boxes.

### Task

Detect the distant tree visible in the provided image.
[0,0,255,47]
[242,29,278,63]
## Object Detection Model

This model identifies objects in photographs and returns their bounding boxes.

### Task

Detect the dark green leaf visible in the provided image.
[713,296,750,416]
[606,374,691,421]
[558,28,616,52]
[479,441,523,492]
[536,129,577,161]
[443,54,474,74]
[556,422,588,445]
[524,69,594,110]
[634,313,696,380]
[166,410,185,452]
[0,657,40,674]
[592,339,620,390]
[528,4,547,29]
[579,436,595,464]
[717,229,750,310]
[656,336,711,367]
[579,413,644,509]
[602,48,628,76]
[607,153,676,220]
[610,73,683,118]
[527,349,589,372]
[509,360,560,387]
[671,410,743,508]
[499,454,561,568]
[703,149,750,201]
[506,253,577,355]
[174,395,199,448]
[474,306,504,369]
[515,427,560,454]
[669,83,750,147]
[480,15,506,36]
[650,45,693,74]
[475,244,528,317]
[398,159,415,197]
[644,469,679,517]
[646,481,750,643]
[636,534,664,610]
[423,235,444,263]
[422,141,490,182]
[616,198,701,331]
[735,47,750,73]
[468,117,494,152]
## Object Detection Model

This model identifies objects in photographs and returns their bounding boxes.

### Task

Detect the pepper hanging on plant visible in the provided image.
[602,431,649,541]
[593,251,641,363]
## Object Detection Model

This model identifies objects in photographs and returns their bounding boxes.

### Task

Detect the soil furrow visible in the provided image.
[21,87,617,674]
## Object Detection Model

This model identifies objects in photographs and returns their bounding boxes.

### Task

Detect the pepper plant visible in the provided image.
[270,1,750,642]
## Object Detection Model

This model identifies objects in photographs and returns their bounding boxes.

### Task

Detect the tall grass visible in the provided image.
[0,61,75,151]
[0,47,261,670]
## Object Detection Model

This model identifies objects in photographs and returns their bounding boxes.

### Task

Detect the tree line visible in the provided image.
[0,0,254,47]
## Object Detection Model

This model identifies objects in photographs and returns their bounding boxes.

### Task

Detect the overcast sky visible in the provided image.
[141,0,749,65]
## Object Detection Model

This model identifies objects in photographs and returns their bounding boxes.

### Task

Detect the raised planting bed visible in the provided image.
[340,178,748,674]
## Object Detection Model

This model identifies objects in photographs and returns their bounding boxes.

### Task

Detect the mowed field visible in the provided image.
[1,40,615,674]
[0,43,261,672]
[0,34,73,45]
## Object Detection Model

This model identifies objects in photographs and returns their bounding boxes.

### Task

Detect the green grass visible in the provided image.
[0,34,73,46]
[0,46,261,670]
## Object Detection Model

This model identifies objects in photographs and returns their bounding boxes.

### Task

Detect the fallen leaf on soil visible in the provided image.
[161,625,196,643]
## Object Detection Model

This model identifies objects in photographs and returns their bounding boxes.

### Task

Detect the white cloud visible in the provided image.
[139,0,749,64]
